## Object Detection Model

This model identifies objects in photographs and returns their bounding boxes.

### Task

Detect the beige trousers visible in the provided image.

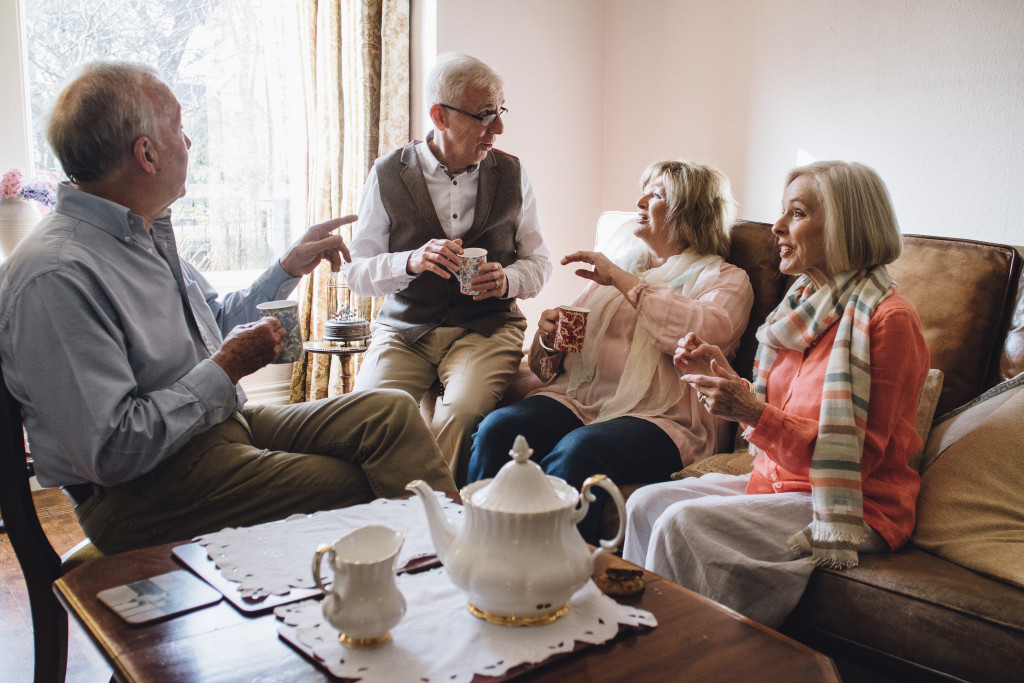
[354,320,526,482]
[76,389,455,553]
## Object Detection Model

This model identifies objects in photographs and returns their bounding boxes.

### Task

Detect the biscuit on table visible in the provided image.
[596,556,645,597]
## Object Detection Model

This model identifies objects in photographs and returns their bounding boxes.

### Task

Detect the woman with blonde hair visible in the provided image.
[467,159,754,543]
[624,161,929,627]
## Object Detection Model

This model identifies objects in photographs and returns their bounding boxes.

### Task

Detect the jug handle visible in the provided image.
[312,544,335,594]
[581,475,626,556]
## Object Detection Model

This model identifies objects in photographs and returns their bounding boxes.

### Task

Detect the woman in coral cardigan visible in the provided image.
[467,159,753,543]
[624,161,929,628]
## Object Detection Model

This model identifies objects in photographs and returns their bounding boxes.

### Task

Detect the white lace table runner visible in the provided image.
[276,567,657,682]
[194,493,462,599]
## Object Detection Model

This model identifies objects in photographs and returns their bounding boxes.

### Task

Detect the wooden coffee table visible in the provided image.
[54,543,839,682]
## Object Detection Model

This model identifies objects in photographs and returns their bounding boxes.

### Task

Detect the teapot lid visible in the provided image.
[469,435,576,513]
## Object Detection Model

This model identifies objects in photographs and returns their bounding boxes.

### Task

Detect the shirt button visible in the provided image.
[452,213,458,219]
[774,482,782,489]
[124,236,131,243]
[127,218,134,226]
[770,473,778,481]
[452,180,457,185]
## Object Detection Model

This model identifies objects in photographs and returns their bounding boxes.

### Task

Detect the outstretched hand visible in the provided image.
[279,215,357,277]
[561,250,626,287]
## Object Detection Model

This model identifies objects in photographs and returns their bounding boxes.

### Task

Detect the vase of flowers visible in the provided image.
[1,167,57,258]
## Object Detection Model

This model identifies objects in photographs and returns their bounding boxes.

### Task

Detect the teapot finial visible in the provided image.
[510,435,533,464]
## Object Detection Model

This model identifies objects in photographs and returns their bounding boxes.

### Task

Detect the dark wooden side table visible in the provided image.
[302,340,370,394]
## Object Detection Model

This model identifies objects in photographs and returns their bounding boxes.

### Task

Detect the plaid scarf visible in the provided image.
[750,266,895,568]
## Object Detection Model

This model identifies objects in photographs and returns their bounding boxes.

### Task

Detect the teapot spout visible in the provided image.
[406,479,456,563]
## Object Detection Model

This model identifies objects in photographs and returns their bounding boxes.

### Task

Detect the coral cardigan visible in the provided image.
[745,293,930,550]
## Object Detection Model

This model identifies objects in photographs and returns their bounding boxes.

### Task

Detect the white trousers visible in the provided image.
[623,473,887,628]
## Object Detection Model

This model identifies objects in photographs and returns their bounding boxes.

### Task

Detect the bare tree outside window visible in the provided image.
[24,0,306,274]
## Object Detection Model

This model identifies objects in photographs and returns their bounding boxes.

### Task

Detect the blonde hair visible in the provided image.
[786,161,902,271]
[46,61,162,183]
[640,159,736,258]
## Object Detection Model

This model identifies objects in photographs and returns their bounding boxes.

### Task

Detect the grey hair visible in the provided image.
[425,53,503,107]
[786,161,903,271]
[46,61,163,183]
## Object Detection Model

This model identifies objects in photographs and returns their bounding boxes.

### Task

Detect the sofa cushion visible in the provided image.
[889,235,1021,416]
[912,372,1024,589]
[907,368,944,472]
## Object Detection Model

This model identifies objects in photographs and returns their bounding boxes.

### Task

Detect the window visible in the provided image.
[24,0,307,281]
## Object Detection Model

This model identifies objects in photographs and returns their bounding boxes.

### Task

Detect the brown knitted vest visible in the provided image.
[373,138,525,342]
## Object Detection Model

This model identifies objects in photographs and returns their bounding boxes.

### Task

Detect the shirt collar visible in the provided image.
[417,130,479,178]
[54,182,151,244]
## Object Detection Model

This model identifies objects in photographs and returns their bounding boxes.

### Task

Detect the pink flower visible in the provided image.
[1,167,25,199]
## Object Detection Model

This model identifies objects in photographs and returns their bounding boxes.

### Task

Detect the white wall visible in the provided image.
[427,0,1024,323]
[0,0,33,171]
[600,0,1024,243]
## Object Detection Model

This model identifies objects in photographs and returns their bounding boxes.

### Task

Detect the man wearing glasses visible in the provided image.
[347,53,552,482]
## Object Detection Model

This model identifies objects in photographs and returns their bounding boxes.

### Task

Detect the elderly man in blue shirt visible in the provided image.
[0,61,454,554]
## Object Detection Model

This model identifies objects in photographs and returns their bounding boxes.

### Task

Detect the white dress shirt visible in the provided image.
[346,139,551,300]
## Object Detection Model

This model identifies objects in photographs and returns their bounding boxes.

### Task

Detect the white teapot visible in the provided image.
[406,435,625,626]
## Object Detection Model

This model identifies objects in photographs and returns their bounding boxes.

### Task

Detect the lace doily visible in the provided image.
[194,493,462,599]
[276,567,657,682]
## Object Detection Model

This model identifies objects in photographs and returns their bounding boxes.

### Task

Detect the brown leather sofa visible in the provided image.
[502,220,1024,682]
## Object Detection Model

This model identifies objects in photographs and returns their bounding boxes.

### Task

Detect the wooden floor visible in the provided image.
[0,488,113,682]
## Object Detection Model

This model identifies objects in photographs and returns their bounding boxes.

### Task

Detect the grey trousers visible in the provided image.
[624,473,887,628]
[77,389,455,553]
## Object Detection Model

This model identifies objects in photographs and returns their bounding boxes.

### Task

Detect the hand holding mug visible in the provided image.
[213,318,285,383]
[550,305,589,353]
[470,260,507,300]
[408,238,463,278]
[257,300,303,364]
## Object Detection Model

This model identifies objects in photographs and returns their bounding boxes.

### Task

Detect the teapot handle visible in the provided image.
[580,475,626,556]
[312,544,335,594]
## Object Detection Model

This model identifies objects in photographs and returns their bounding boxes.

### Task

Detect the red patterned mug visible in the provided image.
[554,306,590,353]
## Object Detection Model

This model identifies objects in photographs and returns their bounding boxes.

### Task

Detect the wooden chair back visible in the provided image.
[0,358,69,683]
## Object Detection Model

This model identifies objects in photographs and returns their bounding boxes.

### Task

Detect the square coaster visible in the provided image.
[97,569,221,625]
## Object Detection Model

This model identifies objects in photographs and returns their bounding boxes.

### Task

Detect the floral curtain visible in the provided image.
[290,0,410,402]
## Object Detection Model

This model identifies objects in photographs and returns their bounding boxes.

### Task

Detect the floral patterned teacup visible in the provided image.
[554,306,589,353]
[257,300,303,363]
[457,248,488,295]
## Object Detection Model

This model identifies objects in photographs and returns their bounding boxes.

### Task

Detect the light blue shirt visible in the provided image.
[0,183,298,487]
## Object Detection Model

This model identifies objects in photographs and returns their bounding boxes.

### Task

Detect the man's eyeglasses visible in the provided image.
[439,103,507,127]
